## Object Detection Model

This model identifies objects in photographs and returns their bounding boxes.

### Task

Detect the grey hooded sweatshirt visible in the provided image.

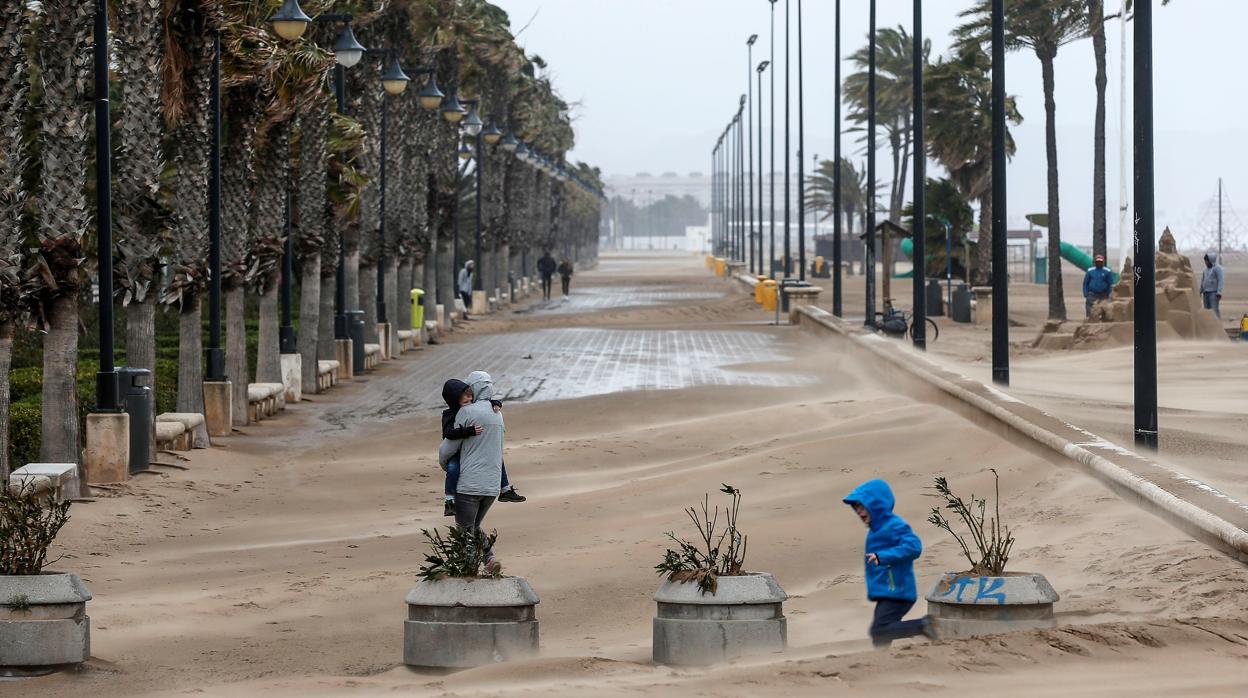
[1201,254,1225,294]
[438,371,505,496]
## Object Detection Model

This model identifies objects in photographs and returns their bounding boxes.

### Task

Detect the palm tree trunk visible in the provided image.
[975,192,994,287]
[1040,52,1067,321]
[177,294,204,416]
[226,285,248,426]
[422,242,437,334]
[40,294,79,463]
[384,256,398,355]
[256,283,281,383]
[437,238,455,319]
[1090,0,1108,260]
[360,265,378,344]
[317,273,336,362]
[299,253,321,393]
[345,244,360,315]
[396,258,413,332]
[125,294,156,428]
[0,320,13,479]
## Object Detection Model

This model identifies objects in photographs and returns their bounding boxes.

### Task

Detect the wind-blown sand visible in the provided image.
[18,254,1248,697]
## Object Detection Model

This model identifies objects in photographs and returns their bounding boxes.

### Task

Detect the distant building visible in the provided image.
[604,171,806,212]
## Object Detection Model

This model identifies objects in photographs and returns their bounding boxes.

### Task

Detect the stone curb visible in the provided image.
[791,304,1248,564]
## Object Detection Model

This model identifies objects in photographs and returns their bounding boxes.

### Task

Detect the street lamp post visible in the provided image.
[769,0,778,280]
[991,0,1009,384]
[911,0,926,350]
[93,0,119,411]
[865,0,877,328]
[757,61,768,279]
[206,28,226,380]
[1134,0,1158,449]
[747,35,757,275]
[832,0,843,317]
[796,0,807,283]
[376,52,411,328]
[783,0,791,280]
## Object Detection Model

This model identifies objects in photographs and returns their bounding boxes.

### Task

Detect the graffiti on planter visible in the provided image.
[934,576,1007,605]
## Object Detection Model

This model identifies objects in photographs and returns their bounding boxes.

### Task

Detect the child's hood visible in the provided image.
[844,479,896,532]
[441,379,470,410]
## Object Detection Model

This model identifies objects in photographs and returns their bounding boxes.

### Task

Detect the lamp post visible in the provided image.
[757,60,768,279]
[1134,0,1158,449]
[737,99,746,265]
[768,0,778,281]
[376,52,410,329]
[783,0,791,279]
[93,0,119,410]
[865,0,877,328]
[463,99,485,293]
[991,0,1009,384]
[796,0,806,283]
[911,0,926,350]
[832,0,843,317]
[747,35,757,275]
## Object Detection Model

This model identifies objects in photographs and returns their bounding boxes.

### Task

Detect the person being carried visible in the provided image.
[537,250,557,301]
[557,259,575,299]
[1082,254,1114,318]
[844,478,933,649]
[439,378,525,518]
[1201,252,1225,319]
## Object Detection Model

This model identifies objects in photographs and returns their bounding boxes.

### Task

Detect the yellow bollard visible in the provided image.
[715,257,727,277]
[762,280,778,311]
[754,276,768,304]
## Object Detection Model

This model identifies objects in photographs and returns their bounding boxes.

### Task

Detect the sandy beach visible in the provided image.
[14,254,1248,698]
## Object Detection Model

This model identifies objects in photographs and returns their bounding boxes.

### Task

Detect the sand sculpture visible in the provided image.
[1034,228,1226,350]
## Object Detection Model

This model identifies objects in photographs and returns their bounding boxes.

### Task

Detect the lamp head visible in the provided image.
[516,143,531,161]
[269,0,311,41]
[459,139,474,161]
[757,60,770,73]
[463,105,484,136]
[747,34,758,46]
[380,54,410,95]
[332,25,366,68]
[440,92,466,123]
[500,131,519,152]
[417,73,444,111]
[482,122,503,145]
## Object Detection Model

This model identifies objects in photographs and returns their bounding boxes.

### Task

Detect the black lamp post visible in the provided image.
[911,0,926,350]
[768,0,778,280]
[783,0,791,279]
[376,52,410,327]
[93,0,119,410]
[991,0,1009,384]
[832,0,843,317]
[865,0,877,328]
[747,35,757,275]
[796,0,806,283]
[737,99,746,265]
[757,60,768,279]
[1134,0,1158,449]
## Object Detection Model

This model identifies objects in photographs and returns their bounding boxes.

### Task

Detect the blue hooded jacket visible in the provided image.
[844,479,922,602]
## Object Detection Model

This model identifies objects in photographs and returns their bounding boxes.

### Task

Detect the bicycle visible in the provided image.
[874,298,939,342]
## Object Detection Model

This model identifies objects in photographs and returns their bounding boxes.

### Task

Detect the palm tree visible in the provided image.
[1089,0,1108,261]
[0,0,31,478]
[958,0,1089,321]
[923,47,1022,285]
[34,0,93,464]
[804,156,867,239]
[295,94,329,395]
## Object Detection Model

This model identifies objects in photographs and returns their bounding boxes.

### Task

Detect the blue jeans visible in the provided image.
[870,599,927,648]
[1203,291,1221,319]
[444,455,511,497]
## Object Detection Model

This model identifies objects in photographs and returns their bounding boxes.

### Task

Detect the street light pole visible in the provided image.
[757,61,768,279]
[333,63,348,339]
[93,0,119,410]
[783,0,791,279]
[797,0,807,283]
[206,30,226,380]
[747,35,757,275]
[911,0,926,350]
[1134,0,1158,449]
[769,0,778,280]
[865,0,877,328]
[991,0,1009,384]
[832,0,843,317]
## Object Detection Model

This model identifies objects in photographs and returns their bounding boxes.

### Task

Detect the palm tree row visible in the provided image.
[0,0,604,479]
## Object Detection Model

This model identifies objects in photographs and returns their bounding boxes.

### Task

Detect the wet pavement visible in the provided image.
[510,286,725,315]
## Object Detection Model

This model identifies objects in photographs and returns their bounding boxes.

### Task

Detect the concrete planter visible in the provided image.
[925,572,1059,639]
[403,576,540,668]
[652,572,787,666]
[0,572,91,675]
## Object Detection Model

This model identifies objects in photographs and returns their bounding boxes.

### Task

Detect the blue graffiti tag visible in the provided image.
[973,577,1007,605]
[936,576,976,602]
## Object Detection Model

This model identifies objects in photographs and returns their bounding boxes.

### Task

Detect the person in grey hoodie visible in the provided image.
[1201,252,1225,319]
[439,371,506,554]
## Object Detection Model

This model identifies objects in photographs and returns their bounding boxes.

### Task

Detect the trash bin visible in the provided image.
[779,278,801,313]
[761,280,778,311]
[411,289,425,330]
[346,309,366,374]
[952,283,973,323]
[926,279,944,317]
[117,367,151,475]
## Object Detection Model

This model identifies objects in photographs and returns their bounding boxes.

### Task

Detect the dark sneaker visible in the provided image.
[443,499,455,517]
[922,617,939,640]
[498,489,526,503]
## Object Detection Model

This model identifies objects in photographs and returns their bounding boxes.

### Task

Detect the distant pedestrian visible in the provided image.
[458,260,475,319]
[558,259,574,299]
[1201,252,1225,319]
[1082,254,1114,318]
[537,250,557,301]
[844,479,933,649]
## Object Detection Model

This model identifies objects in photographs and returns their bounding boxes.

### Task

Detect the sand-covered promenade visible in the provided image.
[16,253,1248,698]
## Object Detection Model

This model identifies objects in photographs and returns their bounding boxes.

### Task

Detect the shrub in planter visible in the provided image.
[403,527,539,668]
[652,485,787,666]
[924,470,1059,639]
[0,481,92,674]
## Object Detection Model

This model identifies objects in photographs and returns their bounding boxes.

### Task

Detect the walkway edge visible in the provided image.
[791,304,1248,564]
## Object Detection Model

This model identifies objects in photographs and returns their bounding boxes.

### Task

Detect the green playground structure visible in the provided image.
[897,237,1117,283]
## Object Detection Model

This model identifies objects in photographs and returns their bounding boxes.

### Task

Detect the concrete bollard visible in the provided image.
[0,572,91,675]
[403,577,540,668]
[925,572,1059,640]
[652,572,787,666]
[202,380,233,437]
[279,353,302,403]
[83,412,130,485]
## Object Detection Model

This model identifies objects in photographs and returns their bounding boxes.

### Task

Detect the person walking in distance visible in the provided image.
[537,250,557,301]
[1082,254,1115,318]
[1201,252,1225,319]
[457,260,475,319]
[557,259,574,300]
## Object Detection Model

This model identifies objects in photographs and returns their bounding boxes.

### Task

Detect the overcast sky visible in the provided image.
[494,0,1248,250]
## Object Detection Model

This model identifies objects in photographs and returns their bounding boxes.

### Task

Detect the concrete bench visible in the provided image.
[155,420,188,452]
[363,343,382,370]
[156,412,209,449]
[8,463,79,503]
[396,330,415,353]
[247,383,285,422]
[317,360,340,391]
[423,320,439,343]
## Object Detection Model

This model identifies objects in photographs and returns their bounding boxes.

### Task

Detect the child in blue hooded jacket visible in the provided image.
[844,478,931,648]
